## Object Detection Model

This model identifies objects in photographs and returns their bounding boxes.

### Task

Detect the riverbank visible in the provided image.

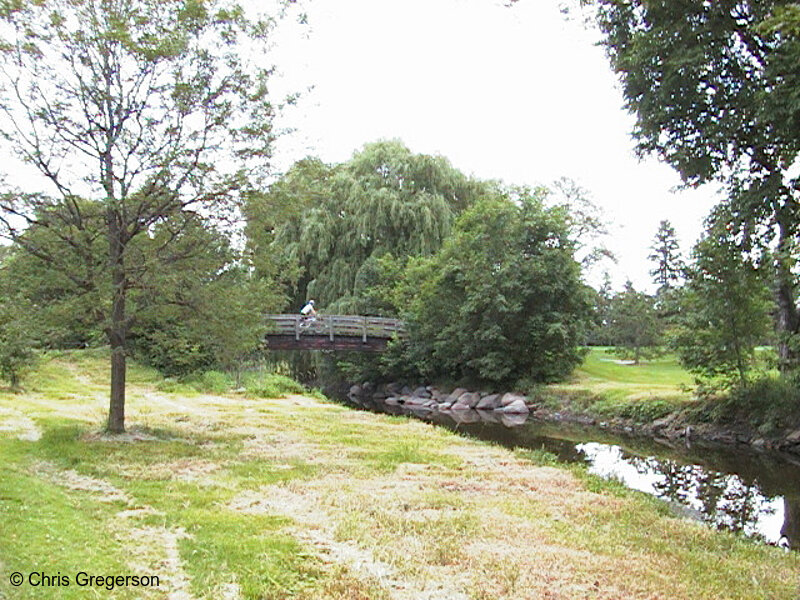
[348,348,800,455]
[1,351,799,599]
[546,348,800,454]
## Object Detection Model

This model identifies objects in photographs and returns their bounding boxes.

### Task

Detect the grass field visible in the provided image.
[543,347,697,421]
[1,350,798,599]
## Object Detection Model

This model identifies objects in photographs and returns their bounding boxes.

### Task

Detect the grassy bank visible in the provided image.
[1,350,798,599]
[543,347,695,422]
[543,348,800,442]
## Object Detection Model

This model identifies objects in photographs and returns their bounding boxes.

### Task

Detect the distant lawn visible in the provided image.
[574,347,694,387]
[544,347,696,421]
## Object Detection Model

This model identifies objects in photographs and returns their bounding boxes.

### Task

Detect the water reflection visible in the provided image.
[578,443,786,546]
[350,397,800,550]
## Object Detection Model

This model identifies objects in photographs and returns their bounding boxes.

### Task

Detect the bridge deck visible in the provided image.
[264,314,405,351]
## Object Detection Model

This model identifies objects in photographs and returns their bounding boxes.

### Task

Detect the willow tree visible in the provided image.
[0,0,282,432]
[247,140,485,312]
[588,1,800,371]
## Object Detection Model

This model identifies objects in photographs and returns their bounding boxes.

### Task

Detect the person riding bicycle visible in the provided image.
[300,299,317,320]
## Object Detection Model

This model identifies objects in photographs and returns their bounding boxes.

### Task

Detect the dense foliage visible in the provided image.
[399,192,592,386]
[1,201,276,381]
[605,282,662,365]
[246,140,485,314]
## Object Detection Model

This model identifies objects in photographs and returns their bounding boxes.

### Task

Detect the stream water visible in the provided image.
[343,395,800,551]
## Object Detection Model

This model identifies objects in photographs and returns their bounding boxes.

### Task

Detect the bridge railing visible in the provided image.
[264,314,406,342]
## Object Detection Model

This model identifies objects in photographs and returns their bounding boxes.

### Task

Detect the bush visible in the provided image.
[155,370,234,395]
[687,375,800,433]
[244,373,306,398]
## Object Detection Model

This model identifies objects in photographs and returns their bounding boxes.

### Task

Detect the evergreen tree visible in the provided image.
[648,220,685,290]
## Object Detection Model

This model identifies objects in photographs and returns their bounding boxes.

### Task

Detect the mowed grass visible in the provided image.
[545,347,697,421]
[0,351,798,599]
[575,347,694,387]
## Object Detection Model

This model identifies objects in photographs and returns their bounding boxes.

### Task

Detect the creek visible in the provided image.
[343,395,800,551]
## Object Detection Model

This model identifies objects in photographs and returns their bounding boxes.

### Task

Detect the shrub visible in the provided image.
[245,373,306,398]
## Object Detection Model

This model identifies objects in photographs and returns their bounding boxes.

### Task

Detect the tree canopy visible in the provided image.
[245,140,486,313]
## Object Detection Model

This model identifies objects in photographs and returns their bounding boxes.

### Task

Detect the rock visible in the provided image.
[501,399,530,414]
[385,382,402,394]
[651,415,675,430]
[499,392,527,407]
[412,386,431,399]
[438,402,453,411]
[384,396,401,406]
[476,393,501,410]
[401,385,413,396]
[348,384,362,398]
[446,387,469,403]
[404,396,424,406]
[430,389,446,402]
[451,402,471,411]
[787,429,800,443]
[456,391,481,408]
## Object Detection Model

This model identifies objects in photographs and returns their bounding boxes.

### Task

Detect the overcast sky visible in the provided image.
[269,0,722,291]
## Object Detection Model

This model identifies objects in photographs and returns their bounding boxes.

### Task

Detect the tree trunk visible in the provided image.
[106,208,127,433]
[782,496,799,550]
[774,217,800,372]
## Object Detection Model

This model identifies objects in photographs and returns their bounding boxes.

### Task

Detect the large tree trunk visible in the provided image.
[774,217,800,372]
[106,209,127,433]
[782,496,799,550]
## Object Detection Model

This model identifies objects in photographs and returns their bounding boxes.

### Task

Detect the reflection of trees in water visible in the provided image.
[627,456,777,543]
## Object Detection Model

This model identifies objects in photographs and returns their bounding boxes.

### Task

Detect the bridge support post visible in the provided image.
[329,316,334,341]
[295,315,300,341]
[362,316,367,343]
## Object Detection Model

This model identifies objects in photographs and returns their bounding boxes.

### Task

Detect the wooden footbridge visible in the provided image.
[264,315,406,351]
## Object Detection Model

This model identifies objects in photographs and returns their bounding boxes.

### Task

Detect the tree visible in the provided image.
[401,190,592,386]
[0,0,283,431]
[0,259,37,389]
[671,208,772,387]
[589,0,800,371]
[648,220,684,290]
[129,216,276,379]
[587,271,615,346]
[606,282,661,365]
[246,141,485,314]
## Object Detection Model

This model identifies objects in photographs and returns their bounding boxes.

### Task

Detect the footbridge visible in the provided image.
[264,315,406,351]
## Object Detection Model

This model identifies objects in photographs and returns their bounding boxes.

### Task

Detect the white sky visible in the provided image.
[269,0,722,291]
